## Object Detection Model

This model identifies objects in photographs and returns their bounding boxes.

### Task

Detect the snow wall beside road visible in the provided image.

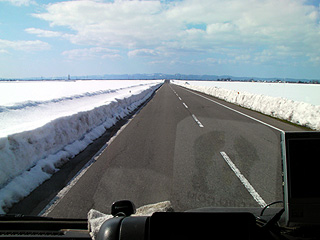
[173,81,320,131]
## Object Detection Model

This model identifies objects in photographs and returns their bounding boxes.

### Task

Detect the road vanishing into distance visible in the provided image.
[10,83,307,218]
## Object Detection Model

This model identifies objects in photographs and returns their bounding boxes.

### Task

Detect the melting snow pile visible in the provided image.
[173,80,320,131]
[0,80,163,214]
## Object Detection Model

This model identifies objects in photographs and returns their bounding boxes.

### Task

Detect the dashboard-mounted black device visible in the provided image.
[111,200,136,217]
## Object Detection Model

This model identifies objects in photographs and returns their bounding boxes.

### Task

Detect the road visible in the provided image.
[11,83,307,218]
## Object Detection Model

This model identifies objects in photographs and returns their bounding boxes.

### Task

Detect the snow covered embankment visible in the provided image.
[173,82,320,131]
[0,82,162,214]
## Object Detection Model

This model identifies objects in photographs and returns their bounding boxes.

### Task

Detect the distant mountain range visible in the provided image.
[1,73,319,83]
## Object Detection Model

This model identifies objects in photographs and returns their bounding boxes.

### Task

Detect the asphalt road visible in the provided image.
[11,82,307,218]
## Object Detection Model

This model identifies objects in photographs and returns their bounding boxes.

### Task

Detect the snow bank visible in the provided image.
[176,80,320,105]
[173,81,320,131]
[0,82,162,214]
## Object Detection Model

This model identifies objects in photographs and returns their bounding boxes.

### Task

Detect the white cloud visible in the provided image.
[235,55,251,61]
[30,0,320,64]
[207,23,236,34]
[0,0,35,6]
[32,0,175,48]
[309,56,320,64]
[128,49,158,57]
[62,47,120,60]
[0,39,50,52]
[0,49,9,54]
[25,28,71,38]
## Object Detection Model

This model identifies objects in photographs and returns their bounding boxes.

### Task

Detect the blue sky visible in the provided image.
[0,0,319,79]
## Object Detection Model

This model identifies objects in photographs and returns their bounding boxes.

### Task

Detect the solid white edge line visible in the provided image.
[183,102,188,109]
[39,157,96,216]
[192,114,204,128]
[220,152,267,208]
[181,87,284,133]
[40,113,136,217]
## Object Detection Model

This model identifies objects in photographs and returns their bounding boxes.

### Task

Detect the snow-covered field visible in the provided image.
[172,80,320,131]
[0,80,163,213]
